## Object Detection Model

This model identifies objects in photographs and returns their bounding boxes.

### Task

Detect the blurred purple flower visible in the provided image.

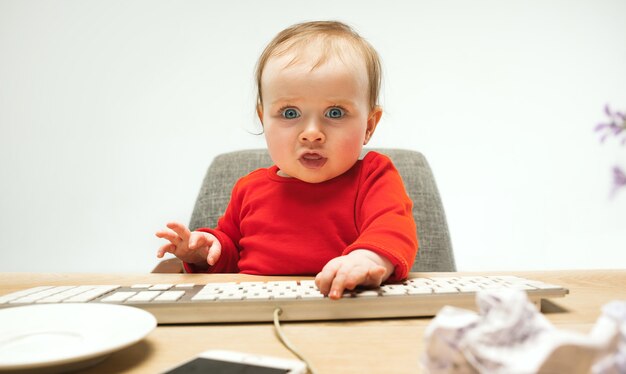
[596,104,626,198]
[611,166,626,199]
[595,104,626,145]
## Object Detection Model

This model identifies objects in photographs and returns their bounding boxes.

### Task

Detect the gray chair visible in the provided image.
[152,148,456,273]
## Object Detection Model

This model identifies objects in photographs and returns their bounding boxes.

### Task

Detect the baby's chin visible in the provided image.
[278,168,340,184]
[299,175,336,184]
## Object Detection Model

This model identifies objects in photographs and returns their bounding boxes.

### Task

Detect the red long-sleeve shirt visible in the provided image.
[184,151,418,282]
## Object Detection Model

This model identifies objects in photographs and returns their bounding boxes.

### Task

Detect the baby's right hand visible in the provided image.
[155,222,222,268]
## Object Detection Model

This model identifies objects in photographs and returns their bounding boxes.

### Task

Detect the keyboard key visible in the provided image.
[508,284,537,291]
[10,286,74,304]
[458,285,482,293]
[174,283,195,289]
[432,287,459,294]
[240,282,265,287]
[300,291,325,299]
[529,283,564,290]
[154,291,185,302]
[191,293,218,301]
[273,292,299,300]
[64,285,120,302]
[217,292,245,301]
[246,292,272,300]
[37,286,95,303]
[354,290,380,298]
[268,281,298,288]
[298,280,318,288]
[131,284,152,289]
[204,282,237,290]
[128,291,162,302]
[381,288,407,296]
[101,291,136,303]
[407,287,433,295]
[149,284,173,291]
[0,286,55,304]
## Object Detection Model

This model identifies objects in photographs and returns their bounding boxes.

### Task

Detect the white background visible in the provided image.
[1,0,625,273]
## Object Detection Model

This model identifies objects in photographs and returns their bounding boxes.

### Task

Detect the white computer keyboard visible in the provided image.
[0,276,568,324]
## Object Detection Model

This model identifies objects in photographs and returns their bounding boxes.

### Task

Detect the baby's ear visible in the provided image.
[364,106,383,145]
[256,104,264,125]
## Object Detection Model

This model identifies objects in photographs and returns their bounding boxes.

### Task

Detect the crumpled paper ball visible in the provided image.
[592,301,626,374]
[422,289,624,374]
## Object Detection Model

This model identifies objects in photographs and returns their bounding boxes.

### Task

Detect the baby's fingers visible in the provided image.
[155,229,181,245]
[188,232,207,250]
[315,261,341,297]
[156,243,176,258]
[320,264,387,300]
[361,266,386,288]
[329,266,369,299]
[206,241,222,266]
[166,222,191,242]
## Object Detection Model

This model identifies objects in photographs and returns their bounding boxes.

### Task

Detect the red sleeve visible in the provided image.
[343,153,418,282]
[183,179,244,274]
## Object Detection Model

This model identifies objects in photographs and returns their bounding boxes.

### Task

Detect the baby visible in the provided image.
[156,21,418,299]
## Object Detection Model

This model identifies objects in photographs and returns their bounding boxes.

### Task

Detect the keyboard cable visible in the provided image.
[272,308,318,374]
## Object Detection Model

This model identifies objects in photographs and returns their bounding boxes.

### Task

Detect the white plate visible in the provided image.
[0,303,156,371]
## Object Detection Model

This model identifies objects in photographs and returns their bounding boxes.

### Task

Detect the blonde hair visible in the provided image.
[255,21,382,110]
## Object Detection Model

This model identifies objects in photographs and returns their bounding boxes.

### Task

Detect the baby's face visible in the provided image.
[259,47,381,183]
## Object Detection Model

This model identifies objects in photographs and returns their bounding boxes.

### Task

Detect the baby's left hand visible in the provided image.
[315,250,394,300]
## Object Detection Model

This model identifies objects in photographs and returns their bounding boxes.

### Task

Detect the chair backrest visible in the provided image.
[189,148,456,272]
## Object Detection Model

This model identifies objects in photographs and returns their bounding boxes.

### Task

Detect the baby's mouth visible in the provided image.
[299,153,327,169]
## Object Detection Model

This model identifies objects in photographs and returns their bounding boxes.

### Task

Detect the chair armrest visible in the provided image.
[151,258,184,273]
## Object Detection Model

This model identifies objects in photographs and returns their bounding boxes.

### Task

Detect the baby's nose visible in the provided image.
[300,121,325,143]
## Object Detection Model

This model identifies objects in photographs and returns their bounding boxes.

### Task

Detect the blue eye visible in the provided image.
[326,107,344,119]
[282,108,300,119]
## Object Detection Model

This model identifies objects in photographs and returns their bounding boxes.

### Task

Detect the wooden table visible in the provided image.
[1,270,624,373]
